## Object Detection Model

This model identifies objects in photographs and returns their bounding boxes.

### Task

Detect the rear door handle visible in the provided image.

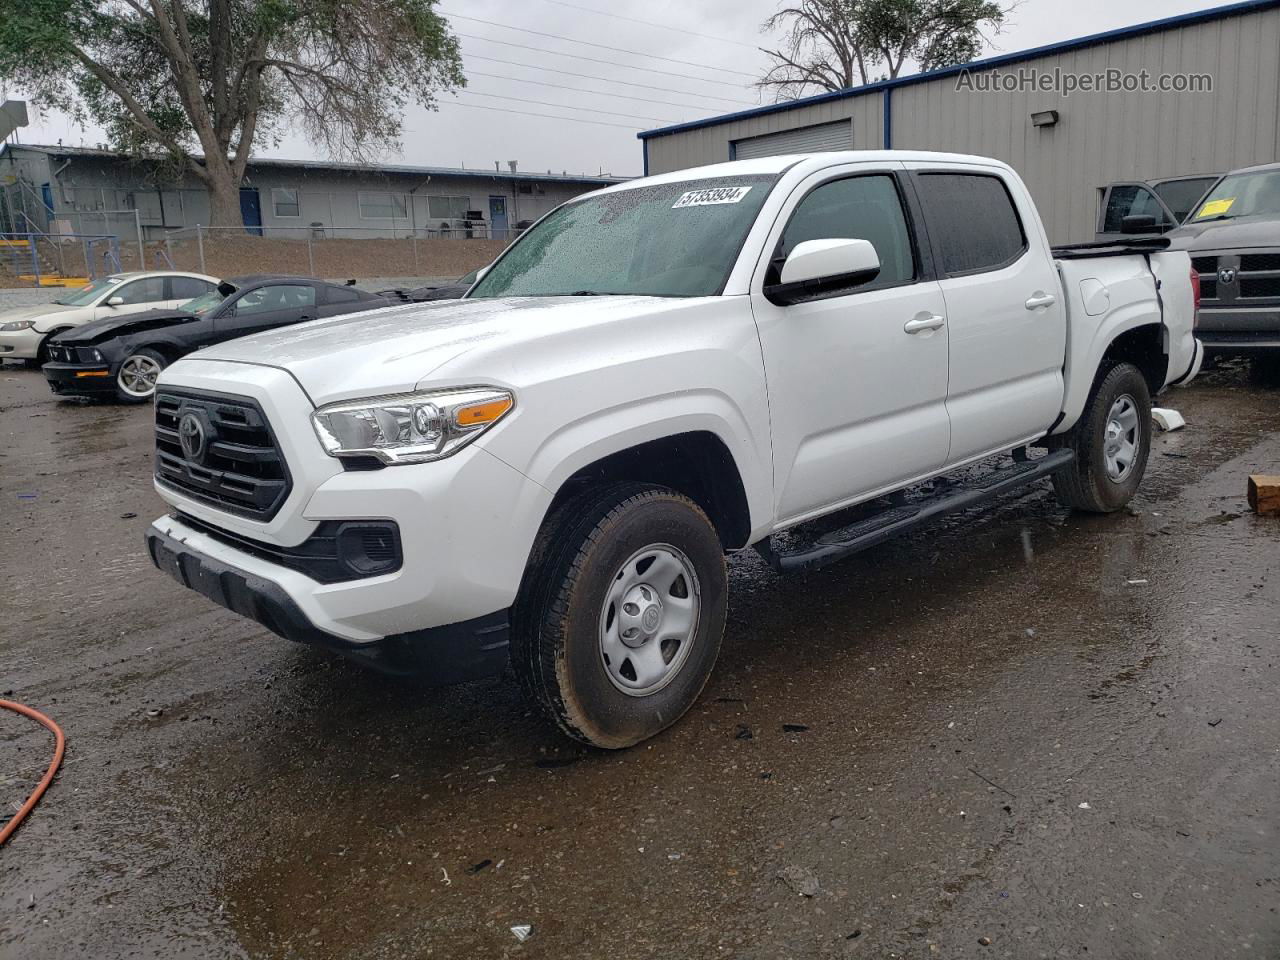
[904,313,946,334]
[1025,292,1058,310]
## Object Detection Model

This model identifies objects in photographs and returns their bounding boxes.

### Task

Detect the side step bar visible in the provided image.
[760,449,1075,574]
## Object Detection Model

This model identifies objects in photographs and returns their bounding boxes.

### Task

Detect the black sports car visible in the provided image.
[44,275,390,402]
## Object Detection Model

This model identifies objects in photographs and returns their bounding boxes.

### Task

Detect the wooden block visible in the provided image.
[1248,475,1280,516]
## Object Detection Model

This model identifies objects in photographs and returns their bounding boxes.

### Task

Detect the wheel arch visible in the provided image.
[537,431,756,550]
[1054,319,1168,436]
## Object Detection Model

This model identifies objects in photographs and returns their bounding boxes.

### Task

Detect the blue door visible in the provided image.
[239,187,263,236]
[40,183,55,215]
[488,195,508,237]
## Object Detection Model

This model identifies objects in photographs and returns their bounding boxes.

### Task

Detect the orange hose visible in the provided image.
[0,700,66,846]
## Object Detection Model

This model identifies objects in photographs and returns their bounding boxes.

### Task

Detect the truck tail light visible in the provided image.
[1189,264,1201,328]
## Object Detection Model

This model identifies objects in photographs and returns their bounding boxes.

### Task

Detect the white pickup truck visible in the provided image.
[146,152,1203,748]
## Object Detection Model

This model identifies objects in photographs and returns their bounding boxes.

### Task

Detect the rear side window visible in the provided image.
[325,285,362,304]
[915,173,1027,275]
[779,174,916,289]
[171,276,214,300]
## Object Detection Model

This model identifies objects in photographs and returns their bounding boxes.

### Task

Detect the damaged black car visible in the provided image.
[43,275,390,403]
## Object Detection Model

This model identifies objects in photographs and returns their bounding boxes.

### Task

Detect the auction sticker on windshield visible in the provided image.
[1197,197,1236,218]
[672,186,753,208]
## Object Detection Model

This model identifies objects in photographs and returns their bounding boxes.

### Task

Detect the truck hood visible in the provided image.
[0,302,79,328]
[185,296,695,404]
[55,308,194,344]
[1167,214,1280,251]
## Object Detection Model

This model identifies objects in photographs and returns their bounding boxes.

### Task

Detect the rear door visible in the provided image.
[212,283,318,343]
[906,163,1066,463]
[1096,182,1179,240]
[750,162,952,524]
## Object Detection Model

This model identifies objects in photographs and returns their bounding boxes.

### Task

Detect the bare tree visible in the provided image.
[758,0,1011,101]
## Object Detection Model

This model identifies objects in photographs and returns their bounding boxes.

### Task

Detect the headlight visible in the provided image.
[81,348,104,363]
[0,320,35,332]
[311,387,514,465]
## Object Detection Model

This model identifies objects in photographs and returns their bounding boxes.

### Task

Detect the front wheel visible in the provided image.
[115,348,167,403]
[1051,362,1152,513]
[511,482,728,749]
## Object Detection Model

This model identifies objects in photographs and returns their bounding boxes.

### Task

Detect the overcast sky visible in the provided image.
[5,0,1232,178]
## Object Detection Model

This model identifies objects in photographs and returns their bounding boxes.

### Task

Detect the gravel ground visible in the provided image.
[0,361,1277,960]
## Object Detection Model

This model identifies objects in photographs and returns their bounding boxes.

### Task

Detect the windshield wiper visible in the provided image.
[567,290,605,296]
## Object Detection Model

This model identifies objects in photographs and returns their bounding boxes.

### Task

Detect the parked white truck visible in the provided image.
[146,152,1203,748]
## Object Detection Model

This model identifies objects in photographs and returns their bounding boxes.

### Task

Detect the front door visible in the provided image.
[213,283,316,342]
[750,165,952,525]
[906,165,1067,462]
[239,187,263,236]
[1095,182,1179,240]
[93,275,169,320]
[488,196,509,237]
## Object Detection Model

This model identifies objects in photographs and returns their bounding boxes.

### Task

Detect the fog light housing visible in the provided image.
[334,522,402,577]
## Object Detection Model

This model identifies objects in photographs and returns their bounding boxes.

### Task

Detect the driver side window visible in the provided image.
[228,284,316,316]
[778,175,917,290]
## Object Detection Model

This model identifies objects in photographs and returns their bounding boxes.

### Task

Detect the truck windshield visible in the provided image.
[468,174,777,299]
[1191,169,1280,222]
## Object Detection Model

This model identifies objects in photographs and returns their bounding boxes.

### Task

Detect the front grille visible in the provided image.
[1241,253,1280,272]
[1192,256,1218,274]
[1201,278,1218,300]
[1241,276,1280,299]
[47,344,80,363]
[155,389,291,520]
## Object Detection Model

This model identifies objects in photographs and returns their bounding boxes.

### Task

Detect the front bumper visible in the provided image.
[0,328,43,360]
[1197,306,1280,354]
[44,361,117,395]
[146,523,511,682]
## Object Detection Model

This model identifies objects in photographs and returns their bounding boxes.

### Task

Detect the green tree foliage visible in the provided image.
[0,0,464,225]
[758,0,1010,100]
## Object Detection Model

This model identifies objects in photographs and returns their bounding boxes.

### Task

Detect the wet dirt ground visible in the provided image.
[1,362,1277,960]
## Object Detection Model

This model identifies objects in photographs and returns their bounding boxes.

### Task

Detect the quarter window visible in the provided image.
[779,174,916,289]
[359,191,409,219]
[272,187,301,218]
[914,173,1027,275]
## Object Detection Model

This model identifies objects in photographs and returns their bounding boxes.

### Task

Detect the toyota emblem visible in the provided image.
[178,412,207,462]
[1219,267,1237,284]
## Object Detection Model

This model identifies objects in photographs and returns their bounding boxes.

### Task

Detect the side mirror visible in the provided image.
[765,239,882,306]
[105,295,124,307]
[1120,214,1159,235]
[474,265,490,282]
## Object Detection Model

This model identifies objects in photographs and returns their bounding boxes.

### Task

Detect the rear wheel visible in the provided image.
[115,348,167,403]
[511,482,728,749]
[1051,362,1152,513]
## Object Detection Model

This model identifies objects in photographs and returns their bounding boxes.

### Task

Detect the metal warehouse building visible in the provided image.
[0,144,620,241]
[639,0,1280,243]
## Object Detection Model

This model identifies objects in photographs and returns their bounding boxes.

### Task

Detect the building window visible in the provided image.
[359,191,409,220]
[427,195,471,219]
[272,187,300,218]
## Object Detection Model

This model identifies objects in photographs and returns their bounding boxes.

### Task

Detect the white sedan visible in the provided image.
[0,271,220,365]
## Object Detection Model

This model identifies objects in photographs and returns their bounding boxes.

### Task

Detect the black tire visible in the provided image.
[114,347,168,403]
[1249,354,1280,387]
[511,482,728,749]
[1051,362,1152,513]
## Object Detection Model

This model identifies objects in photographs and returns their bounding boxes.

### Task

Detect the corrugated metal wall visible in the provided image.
[645,95,883,174]
[643,4,1280,243]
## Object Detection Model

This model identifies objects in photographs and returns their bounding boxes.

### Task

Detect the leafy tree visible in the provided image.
[758,0,1010,100]
[0,0,465,226]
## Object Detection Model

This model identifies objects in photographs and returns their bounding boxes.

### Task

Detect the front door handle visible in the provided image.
[904,313,946,334]
[1025,292,1058,310]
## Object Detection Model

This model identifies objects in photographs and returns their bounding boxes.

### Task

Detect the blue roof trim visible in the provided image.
[638,0,1280,141]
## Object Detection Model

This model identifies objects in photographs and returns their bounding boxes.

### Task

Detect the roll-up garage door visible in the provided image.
[732,120,853,160]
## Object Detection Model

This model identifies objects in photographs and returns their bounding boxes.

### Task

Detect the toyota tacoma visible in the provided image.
[145,152,1202,748]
